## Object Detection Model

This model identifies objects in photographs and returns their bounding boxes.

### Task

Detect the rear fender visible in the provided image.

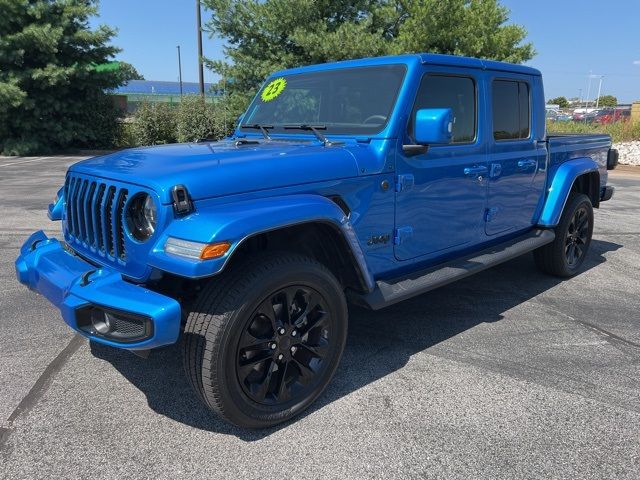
[537,157,599,227]
[148,194,374,290]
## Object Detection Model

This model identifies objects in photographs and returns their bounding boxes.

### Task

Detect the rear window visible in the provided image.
[492,80,530,141]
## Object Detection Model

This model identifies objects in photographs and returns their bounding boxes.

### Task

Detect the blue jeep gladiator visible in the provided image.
[16,53,618,428]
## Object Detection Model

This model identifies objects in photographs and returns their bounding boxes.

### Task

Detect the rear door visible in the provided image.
[485,76,546,235]
[394,67,488,261]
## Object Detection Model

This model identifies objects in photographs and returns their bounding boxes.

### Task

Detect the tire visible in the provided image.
[534,192,594,277]
[183,252,348,428]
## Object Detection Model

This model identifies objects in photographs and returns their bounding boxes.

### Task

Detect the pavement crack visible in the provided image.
[542,305,640,351]
[0,334,85,454]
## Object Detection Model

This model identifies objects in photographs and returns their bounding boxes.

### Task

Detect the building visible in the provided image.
[113,80,219,113]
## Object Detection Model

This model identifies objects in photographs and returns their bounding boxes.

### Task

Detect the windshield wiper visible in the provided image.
[241,123,272,140]
[284,124,342,146]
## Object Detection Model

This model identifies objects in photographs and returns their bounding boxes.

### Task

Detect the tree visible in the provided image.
[548,97,569,108]
[203,0,534,104]
[597,95,617,108]
[392,0,534,63]
[118,62,145,82]
[0,0,126,155]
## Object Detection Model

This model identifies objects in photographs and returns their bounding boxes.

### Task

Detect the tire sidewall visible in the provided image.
[213,258,347,427]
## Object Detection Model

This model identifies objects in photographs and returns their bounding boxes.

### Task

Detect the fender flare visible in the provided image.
[148,194,374,290]
[537,157,599,227]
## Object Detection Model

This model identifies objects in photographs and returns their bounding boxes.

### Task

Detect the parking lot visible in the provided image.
[1,156,639,479]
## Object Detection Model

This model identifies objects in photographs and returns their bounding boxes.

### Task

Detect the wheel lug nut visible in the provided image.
[278,328,285,335]
[290,346,297,354]
[291,330,297,337]
[270,343,277,350]
[277,353,284,361]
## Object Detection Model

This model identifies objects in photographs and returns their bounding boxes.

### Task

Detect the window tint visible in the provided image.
[411,75,476,143]
[492,80,530,140]
[242,65,406,135]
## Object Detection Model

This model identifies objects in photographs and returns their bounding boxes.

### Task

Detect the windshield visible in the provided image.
[240,64,407,136]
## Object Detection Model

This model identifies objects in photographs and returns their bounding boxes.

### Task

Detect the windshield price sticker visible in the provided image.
[261,77,287,102]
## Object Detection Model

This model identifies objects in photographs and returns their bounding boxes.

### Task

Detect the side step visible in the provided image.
[352,229,555,310]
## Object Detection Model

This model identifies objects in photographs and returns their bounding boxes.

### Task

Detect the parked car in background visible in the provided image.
[546,109,572,122]
[582,110,600,123]
[572,108,596,121]
[594,108,631,124]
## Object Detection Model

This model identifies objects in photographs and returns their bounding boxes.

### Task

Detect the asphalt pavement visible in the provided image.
[1,156,639,479]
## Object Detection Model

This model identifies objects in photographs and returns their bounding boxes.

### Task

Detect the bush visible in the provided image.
[131,102,177,146]
[176,95,222,143]
[547,120,640,143]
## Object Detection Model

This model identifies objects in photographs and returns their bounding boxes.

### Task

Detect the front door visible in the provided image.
[394,70,488,261]
[485,76,546,235]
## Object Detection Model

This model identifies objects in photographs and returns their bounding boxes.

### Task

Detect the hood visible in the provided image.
[70,140,361,203]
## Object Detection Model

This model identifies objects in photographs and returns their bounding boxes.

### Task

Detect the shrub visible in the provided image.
[547,120,640,143]
[176,95,222,143]
[131,102,177,146]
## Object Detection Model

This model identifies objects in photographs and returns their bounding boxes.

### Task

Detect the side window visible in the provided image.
[492,80,530,141]
[411,75,476,143]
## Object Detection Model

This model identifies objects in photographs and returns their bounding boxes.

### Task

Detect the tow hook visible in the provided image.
[79,270,97,287]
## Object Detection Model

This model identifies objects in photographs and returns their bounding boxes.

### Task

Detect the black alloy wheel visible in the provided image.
[237,286,332,405]
[183,253,348,428]
[564,206,590,267]
[534,192,594,277]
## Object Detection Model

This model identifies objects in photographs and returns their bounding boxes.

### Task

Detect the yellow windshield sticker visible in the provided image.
[261,77,287,102]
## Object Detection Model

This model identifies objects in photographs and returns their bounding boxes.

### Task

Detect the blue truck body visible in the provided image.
[16,53,616,353]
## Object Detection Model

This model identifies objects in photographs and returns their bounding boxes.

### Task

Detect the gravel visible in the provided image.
[614,141,640,166]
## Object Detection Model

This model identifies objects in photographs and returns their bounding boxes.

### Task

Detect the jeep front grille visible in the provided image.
[65,175,128,260]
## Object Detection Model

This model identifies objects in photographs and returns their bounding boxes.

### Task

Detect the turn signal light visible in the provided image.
[164,237,231,260]
[200,241,231,260]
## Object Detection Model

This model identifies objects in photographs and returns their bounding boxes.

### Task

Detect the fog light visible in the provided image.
[77,307,152,343]
[91,309,112,335]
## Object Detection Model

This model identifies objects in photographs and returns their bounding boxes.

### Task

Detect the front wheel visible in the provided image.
[534,192,594,277]
[183,253,348,428]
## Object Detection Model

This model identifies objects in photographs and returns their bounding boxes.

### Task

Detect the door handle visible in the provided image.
[517,159,537,169]
[464,165,488,176]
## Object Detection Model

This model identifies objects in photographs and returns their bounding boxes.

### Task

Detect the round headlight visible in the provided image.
[126,193,157,242]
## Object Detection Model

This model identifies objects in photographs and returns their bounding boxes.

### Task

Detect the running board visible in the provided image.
[351,229,555,310]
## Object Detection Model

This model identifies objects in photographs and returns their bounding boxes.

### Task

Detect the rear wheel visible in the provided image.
[183,253,347,428]
[534,193,594,277]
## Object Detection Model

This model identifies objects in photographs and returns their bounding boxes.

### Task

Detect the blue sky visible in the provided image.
[91,0,640,103]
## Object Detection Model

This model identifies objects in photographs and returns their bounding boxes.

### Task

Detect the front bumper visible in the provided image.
[15,231,181,350]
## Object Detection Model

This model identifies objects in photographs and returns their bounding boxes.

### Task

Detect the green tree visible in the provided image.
[548,96,569,108]
[203,0,534,104]
[0,0,126,155]
[118,62,144,82]
[393,0,534,63]
[597,95,617,107]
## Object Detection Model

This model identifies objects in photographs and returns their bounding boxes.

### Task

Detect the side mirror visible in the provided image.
[414,108,453,145]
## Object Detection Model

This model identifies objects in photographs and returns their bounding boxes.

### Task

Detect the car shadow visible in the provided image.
[90,239,621,441]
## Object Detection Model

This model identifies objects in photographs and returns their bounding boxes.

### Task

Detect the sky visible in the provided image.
[90,0,640,103]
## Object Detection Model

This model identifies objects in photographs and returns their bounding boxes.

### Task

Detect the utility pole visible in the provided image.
[595,76,604,109]
[196,0,205,97]
[585,71,593,111]
[176,45,183,98]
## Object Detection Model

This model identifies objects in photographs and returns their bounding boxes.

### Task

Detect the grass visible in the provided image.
[547,120,640,143]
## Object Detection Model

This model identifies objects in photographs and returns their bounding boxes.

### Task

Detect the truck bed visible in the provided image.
[547,133,611,188]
